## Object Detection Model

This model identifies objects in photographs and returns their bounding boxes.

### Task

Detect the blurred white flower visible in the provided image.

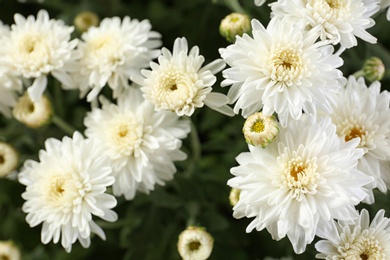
[381,0,390,20]
[0,71,22,117]
[0,10,79,102]
[326,76,390,203]
[270,0,380,49]
[228,115,373,254]
[84,87,190,200]
[177,226,214,260]
[12,93,52,128]
[74,16,161,102]
[0,240,21,260]
[220,18,345,126]
[0,142,19,178]
[18,132,118,252]
[133,37,234,117]
[315,209,390,259]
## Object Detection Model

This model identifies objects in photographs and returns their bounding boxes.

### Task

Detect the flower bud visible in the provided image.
[0,240,21,260]
[12,93,53,128]
[219,12,251,43]
[229,188,241,207]
[74,11,99,32]
[243,112,279,147]
[177,226,214,260]
[362,57,385,82]
[0,142,18,178]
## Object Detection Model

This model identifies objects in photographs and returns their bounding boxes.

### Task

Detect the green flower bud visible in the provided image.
[362,57,385,82]
[74,11,99,32]
[219,12,251,43]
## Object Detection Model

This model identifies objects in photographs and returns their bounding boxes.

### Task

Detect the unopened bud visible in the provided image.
[219,12,251,43]
[243,112,279,148]
[0,240,20,260]
[229,188,241,207]
[0,142,18,178]
[177,226,214,260]
[74,11,99,32]
[12,93,52,128]
[362,57,385,82]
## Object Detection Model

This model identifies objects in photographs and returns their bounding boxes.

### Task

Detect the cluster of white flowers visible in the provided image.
[224,0,390,257]
[0,8,230,254]
[1,0,389,257]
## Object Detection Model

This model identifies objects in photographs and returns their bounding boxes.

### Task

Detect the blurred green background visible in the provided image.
[0,0,390,259]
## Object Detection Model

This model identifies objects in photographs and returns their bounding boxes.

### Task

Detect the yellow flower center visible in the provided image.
[251,120,265,133]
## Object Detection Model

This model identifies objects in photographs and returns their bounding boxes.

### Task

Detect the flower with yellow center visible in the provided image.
[18,132,118,252]
[177,226,214,260]
[84,87,190,200]
[0,10,80,102]
[0,142,18,178]
[220,18,345,127]
[73,16,161,102]
[316,209,390,259]
[228,115,372,254]
[327,76,390,204]
[270,0,380,48]
[133,37,234,117]
[243,112,279,147]
[12,92,52,128]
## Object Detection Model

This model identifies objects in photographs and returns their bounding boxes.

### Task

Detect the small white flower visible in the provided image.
[177,226,214,260]
[133,37,234,117]
[73,11,99,32]
[0,10,79,102]
[326,76,390,203]
[315,209,390,259]
[74,16,161,101]
[228,115,373,254]
[84,87,190,200]
[0,240,21,260]
[270,0,380,49]
[0,142,18,178]
[18,132,118,252]
[220,18,345,126]
[12,92,52,128]
[242,112,279,147]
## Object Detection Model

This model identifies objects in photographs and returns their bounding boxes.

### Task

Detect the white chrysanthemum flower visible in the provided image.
[0,240,21,260]
[133,37,234,117]
[84,87,190,200]
[219,12,251,43]
[270,0,380,49]
[0,10,79,102]
[220,18,345,127]
[0,23,22,117]
[0,71,22,117]
[228,115,373,254]
[18,132,118,252]
[315,209,390,259]
[0,142,19,178]
[74,16,161,102]
[177,226,214,260]
[12,92,52,128]
[325,76,390,203]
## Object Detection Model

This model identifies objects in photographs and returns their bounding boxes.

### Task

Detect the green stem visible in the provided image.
[184,120,202,178]
[224,0,246,14]
[353,70,365,78]
[51,115,77,136]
